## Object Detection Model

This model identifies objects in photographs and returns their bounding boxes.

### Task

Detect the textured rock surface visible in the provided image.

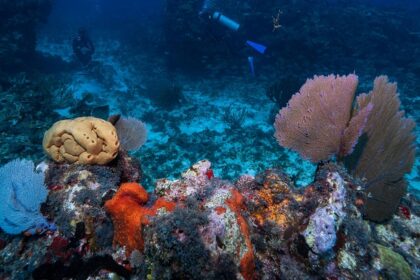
[303,172,347,254]
[0,159,418,279]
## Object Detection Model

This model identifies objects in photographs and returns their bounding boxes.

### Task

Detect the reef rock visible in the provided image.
[0,158,418,280]
[148,160,255,279]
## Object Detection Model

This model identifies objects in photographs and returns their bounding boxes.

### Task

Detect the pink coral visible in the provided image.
[274,74,372,162]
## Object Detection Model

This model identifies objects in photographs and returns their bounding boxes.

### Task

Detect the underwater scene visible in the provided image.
[0,0,419,279]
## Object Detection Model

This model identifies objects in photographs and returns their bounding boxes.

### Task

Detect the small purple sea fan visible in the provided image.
[114,116,148,151]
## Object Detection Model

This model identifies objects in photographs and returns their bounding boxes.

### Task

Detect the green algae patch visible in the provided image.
[376,244,411,280]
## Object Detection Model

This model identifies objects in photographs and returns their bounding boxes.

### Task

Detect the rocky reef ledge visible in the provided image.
[0,155,418,280]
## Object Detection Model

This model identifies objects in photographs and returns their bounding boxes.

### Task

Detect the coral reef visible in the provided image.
[374,243,412,280]
[0,1,418,278]
[42,149,142,240]
[43,162,120,239]
[150,160,256,279]
[143,206,235,279]
[114,150,143,183]
[0,157,419,279]
[0,0,52,71]
[43,117,120,164]
[0,74,76,164]
[275,74,416,222]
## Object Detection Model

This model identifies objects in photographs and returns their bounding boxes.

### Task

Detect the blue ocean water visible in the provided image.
[34,0,420,191]
[0,0,417,190]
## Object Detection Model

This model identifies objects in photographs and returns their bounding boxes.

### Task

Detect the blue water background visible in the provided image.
[33,0,420,194]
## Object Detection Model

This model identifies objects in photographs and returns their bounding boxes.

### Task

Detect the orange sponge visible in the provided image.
[105,183,175,254]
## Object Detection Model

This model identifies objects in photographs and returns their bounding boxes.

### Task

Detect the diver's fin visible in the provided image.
[248,56,255,77]
[246,40,267,54]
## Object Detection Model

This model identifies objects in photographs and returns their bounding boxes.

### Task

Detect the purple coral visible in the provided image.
[274,74,372,162]
[303,172,347,254]
[305,207,338,254]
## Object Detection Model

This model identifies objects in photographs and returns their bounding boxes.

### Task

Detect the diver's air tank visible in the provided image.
[212,12,240,31]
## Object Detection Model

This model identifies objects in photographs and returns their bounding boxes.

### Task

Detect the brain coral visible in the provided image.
[43,117,120,165]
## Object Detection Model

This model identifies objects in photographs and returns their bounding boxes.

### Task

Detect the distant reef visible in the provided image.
[0,0,52,71]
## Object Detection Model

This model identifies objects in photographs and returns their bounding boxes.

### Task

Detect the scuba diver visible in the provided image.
[199,0,266,76]
[72,28,95,67]
[199,0,240,32]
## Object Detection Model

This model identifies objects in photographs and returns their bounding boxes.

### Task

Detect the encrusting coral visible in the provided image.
[43,117,120,165]
[152,160,257,280]
[302,172,347,254]
[225,189,256,280]
[104,182,176,254]
[1,159,418,280]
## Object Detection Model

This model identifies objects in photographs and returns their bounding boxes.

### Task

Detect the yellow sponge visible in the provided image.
[43,117,120,165]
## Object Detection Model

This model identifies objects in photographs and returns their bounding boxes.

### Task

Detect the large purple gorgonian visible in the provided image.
[274,74,372,162]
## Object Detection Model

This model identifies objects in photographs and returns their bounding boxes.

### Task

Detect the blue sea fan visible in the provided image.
[0,159,51,235]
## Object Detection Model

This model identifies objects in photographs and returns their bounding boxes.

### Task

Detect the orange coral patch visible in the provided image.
[226,189,256,280]
[240,250,255,280]
[215,206,227,215]
[143,198,177,225]
[251,181,292,228]
[105,183,176,255]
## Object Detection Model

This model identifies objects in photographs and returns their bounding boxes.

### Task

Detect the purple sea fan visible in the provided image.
[114,116,148,151]
[346,76,416,222]
[274,74,372,162]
